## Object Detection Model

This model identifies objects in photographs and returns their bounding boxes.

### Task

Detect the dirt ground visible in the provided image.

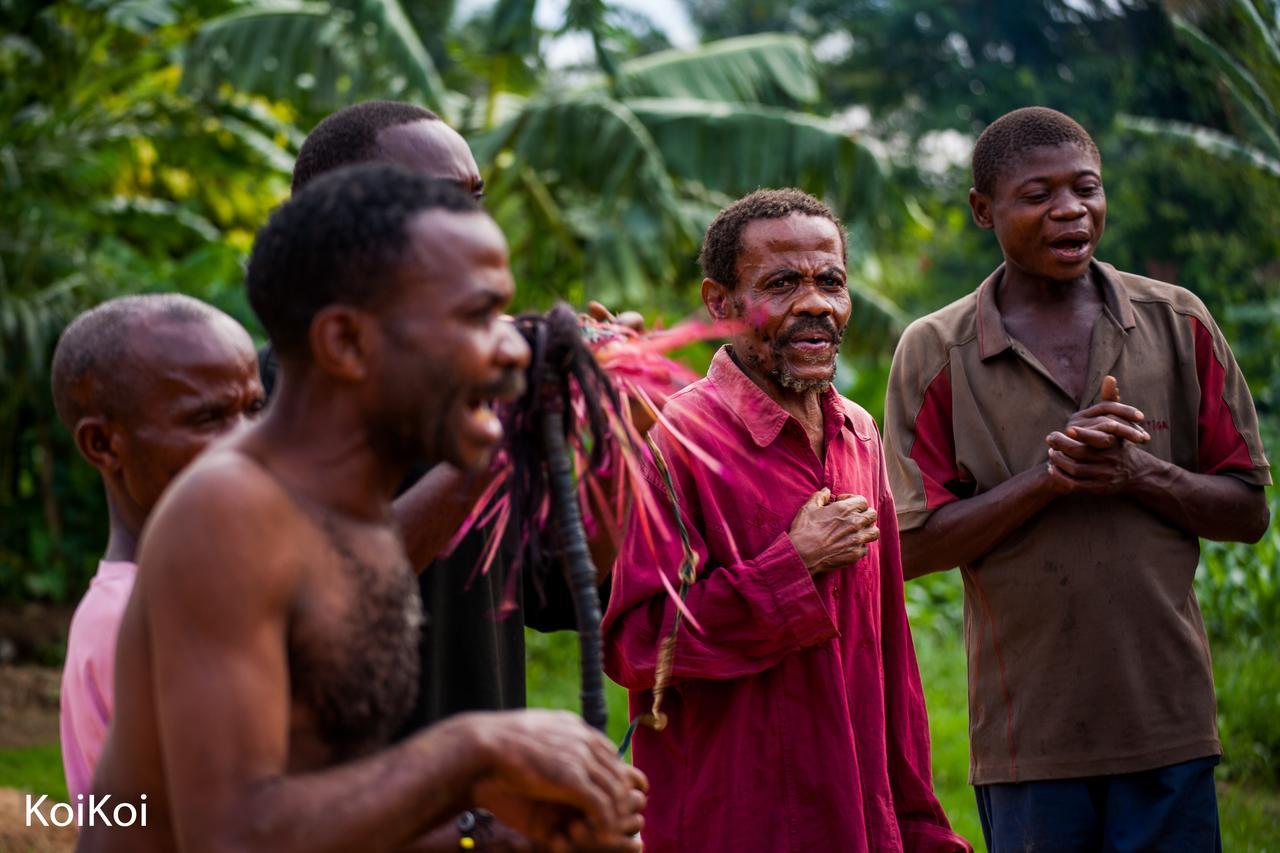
[0,602,71,751]
[0,605,74,849]
[0,787,76,852]
[0,667,61,751]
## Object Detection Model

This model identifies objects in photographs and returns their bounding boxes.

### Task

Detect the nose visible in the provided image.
[1050,192,1087,220]
[496,315,531,372]
[791,282,836,317]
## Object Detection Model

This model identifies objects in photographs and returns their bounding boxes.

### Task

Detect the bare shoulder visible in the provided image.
[136,446,309,610]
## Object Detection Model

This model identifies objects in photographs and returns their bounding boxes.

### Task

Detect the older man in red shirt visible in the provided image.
[604,189,968,852]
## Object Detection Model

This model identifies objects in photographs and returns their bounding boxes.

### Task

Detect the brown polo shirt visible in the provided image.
[884,261,1270,785]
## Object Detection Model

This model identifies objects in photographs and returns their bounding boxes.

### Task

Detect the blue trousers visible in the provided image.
[975,756,1221,852]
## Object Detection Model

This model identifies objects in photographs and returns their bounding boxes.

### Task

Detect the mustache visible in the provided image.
[481,369,527,402]
[775,316,844,348]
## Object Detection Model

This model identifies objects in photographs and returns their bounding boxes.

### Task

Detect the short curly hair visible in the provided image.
[698,188,845,289]
[972,107,1099,196]
[291,100,439,193]
[248,163,482,357]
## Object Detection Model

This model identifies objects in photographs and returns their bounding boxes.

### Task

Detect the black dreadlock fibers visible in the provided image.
[504,302,622,731]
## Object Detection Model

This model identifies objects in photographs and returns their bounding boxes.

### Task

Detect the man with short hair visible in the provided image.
[83,165,646,852]
[604,189,967,852]
[884,106,1270,850]
[52,294,265,801]
[268,100,578,730]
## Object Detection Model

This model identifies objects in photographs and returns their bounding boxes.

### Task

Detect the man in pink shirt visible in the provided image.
[51,294,264,799]
[604,189,969,852]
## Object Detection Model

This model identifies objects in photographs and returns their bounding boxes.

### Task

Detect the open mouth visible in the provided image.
[1048,233,1092,262]
[461,373,526,446]
[463,396,503,444]
[785,331,836,355]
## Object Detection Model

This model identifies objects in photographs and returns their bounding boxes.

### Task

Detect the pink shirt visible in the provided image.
[60,560,136,801]
[604,348,968,852]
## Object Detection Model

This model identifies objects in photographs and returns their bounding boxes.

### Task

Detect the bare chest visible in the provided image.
[287,520,422,765]
[1003,313,1097,403]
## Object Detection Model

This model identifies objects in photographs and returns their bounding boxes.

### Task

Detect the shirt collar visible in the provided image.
[976,260,1137,361]
[707,346,854,448]
[96,560,137,582]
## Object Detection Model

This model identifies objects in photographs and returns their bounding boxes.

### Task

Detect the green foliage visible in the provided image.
[613,34,819,107]
[1121,0,1280,177]
[1198,487,1280,644]
[0,744,68,802]
[525,628,630,744]
[475,33,901,341]
[1197,477,1280,789]
[183,0,450,118]
[683,0,1214,137]
[0,1,289,601]
[1214,638,1280,787]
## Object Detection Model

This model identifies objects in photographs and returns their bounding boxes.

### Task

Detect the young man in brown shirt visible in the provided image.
[884,107,1270,851]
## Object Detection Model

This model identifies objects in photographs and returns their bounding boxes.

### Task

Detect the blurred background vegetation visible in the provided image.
[1,0,1277,846]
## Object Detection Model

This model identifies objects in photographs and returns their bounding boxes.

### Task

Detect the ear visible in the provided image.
[73,417,122,474]
[701,278,734,321]
[969,188,994,231]
[309,305,376,382]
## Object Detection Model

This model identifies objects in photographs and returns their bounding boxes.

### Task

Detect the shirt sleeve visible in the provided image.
[602,443,838,690]
[884,322,966,531]
[1189,311,1271,485]
[875,468,973,853]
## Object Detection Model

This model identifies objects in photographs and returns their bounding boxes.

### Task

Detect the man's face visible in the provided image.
[710,213,850,395]
[974,143,1106,283]
[117,314,265,514]
[375,120,485,200]
[373,209,529,472]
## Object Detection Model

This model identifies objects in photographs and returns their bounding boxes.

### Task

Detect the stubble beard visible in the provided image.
[768,318,844,393]
[771,363,836,394]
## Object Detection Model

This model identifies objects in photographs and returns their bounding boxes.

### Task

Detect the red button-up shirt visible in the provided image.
[604,347,968,852]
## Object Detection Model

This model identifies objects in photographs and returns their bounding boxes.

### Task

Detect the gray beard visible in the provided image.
[771,362,836,394]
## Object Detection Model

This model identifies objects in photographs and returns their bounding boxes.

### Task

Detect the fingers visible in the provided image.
[1068,417,1149,444]
[1075,400,1144,423]
[1048,429,1111,455]
[623,764,649,794]
[586,301,615,323]
[517,714,627,830]
[1046,448,1114,483]
[615,310,646,333]
[586,303,645,333]
[1101,374,1120,403]
[805,488,832,510]
[829,493,870,513]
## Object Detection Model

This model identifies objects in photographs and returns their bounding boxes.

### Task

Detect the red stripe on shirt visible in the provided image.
[910,363,961,509]
[1191,316,1253,475]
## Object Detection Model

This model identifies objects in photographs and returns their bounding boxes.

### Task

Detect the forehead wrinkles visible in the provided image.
[739,249,844,277]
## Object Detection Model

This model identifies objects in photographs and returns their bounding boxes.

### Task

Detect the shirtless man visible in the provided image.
[81,165,646,852]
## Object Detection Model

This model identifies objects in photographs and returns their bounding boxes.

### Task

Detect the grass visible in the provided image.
[0,744,66,803]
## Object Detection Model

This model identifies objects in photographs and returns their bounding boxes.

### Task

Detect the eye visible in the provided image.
[1022,191,1050,203]
[470,307,497,325]
[819,275,845,289]
[247,397,267,416]
[191,408,223,427]
[1077,183,1101,195]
